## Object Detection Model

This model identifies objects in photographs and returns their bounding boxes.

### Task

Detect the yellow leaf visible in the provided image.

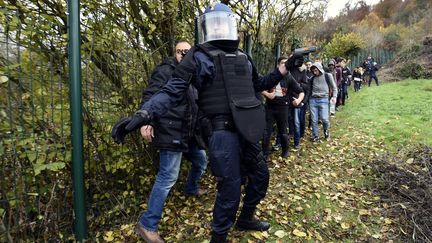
[103,231,114,242]
[341,222,350,229]
[0,76,8,84]
[295,206,303,212]
[251,231,263,240]
[359,209,370,215]
[384,218,392,225]
[406,158,414,164]
[274,230,287,238]
[292,229,307,237]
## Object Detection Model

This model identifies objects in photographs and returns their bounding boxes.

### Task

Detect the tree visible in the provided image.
[323,32,366,58]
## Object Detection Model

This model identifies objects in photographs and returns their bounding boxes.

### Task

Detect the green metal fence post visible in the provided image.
[194,17,199,46]
[275,43,281,66]
[245,33,252,57]
[67,0,87,241]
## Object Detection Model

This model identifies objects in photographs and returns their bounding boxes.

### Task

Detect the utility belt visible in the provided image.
[199,116,237,144]
[200,115,237,145]
[211,117,236,131]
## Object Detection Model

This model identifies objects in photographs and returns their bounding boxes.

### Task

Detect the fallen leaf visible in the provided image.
[406,158,414,164]
[292,229,307,237]
[251,231,263,240]
[384,218,392,225]
[341,222,350,229]
[359,209,370,215]
[103,231,114,242]
[274,230,287,238]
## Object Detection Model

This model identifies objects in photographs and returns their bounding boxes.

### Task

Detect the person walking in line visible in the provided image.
[309,62,337,142]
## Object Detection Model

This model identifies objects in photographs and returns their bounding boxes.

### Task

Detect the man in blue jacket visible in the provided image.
[112,3,288,242]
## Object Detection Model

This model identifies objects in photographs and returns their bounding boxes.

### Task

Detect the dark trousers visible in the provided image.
[354,81,361,92]
[262,104,289,156]
[299,102,308,137]
[341,83,347,105]
[368,73,379,86]
[208,130,269,235]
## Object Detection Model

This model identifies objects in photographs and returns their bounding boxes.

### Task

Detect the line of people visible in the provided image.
[110,3,380,243]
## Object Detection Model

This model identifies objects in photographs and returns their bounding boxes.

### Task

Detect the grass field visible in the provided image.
[334,79,432,147]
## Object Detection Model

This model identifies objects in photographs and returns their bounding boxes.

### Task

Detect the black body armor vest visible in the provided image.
[196,43,266,143]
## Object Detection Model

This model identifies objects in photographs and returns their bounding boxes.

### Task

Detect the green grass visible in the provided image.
[334,79,432,148]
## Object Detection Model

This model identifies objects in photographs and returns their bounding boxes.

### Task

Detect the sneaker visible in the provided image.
[324,130,330,140]
[294,144,300,150]
[272,143,281,151]
[135,224,164,243]
[330,113,335,117]
[312,137,319,143]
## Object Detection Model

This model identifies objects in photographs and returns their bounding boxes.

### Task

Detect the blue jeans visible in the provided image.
[309,97,330,139]
[290,107,301,146]
[139,142,207,231]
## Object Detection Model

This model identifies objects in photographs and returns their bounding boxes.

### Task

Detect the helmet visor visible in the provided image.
[198,11,238,44]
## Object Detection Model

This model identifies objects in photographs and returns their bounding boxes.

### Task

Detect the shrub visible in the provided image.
[397,62,430,79]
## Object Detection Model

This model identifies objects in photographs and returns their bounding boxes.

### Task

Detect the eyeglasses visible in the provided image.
[176,49,189,56]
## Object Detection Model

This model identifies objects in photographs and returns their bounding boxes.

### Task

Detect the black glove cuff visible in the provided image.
[124,110,152,131]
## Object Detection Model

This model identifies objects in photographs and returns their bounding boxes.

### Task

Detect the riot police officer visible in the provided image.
[112,3,288,242]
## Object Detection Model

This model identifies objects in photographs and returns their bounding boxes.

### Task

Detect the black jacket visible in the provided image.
[265,72,303,106]
[289,68,310,104]
[141,57,204,152]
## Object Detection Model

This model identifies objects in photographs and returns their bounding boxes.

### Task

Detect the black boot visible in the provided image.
[236,207,270,231]
[210,232,227,243]
[280,134,289,158]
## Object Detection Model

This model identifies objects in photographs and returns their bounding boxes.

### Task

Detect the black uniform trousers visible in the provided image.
[207,129,269,235]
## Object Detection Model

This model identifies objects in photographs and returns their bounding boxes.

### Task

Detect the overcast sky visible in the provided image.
[326,0,381,19]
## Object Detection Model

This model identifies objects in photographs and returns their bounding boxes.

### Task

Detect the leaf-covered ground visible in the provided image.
[95,121,397,242]
[95,80,432,242]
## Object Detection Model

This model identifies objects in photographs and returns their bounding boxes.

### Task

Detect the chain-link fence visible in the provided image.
[0,9,161,241]
[348,48,395,70]
[0,8,280,241]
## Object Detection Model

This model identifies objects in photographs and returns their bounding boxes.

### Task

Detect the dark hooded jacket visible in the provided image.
[141,57,204,151]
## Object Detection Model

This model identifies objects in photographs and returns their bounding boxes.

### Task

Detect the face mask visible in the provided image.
[298,64,306,72]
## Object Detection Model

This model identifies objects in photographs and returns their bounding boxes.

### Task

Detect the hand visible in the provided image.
[111,110,152,144]
[331,97,336,104]
[262,91,276,100]
[267,92,276,100]
[140,125,154,142]
[292,97,301,106]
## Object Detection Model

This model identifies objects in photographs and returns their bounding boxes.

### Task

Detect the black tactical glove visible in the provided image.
[111,110,152,144]
[285,53,304,69]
